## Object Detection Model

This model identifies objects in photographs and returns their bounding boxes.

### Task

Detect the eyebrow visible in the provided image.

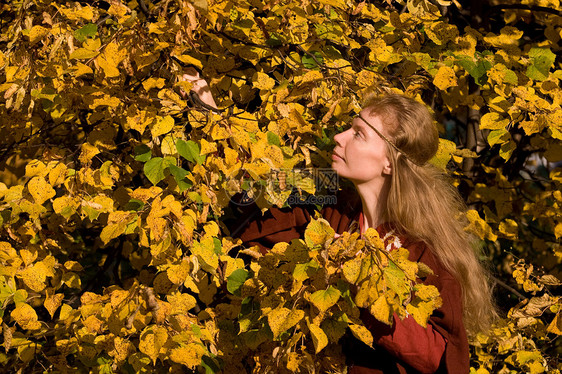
[357,113,422,166]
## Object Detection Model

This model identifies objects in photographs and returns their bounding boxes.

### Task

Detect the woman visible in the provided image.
[182,70,496,373]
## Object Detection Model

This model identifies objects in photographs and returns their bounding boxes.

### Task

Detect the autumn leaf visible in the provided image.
[308,322,328,353]
[169,343,207,368]
[304,218,335,248]
[27,176,56,205]
[152,115,175,138]
[349,323,373,347]
[434,66,457,90]
[310,286,341,313]
[267,307,304,339]
[11,303,41,330]
[139,325,169,364]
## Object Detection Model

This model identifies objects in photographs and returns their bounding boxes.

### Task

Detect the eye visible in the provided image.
[353,130,362,139]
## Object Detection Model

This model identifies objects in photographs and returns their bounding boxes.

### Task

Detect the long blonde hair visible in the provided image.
[363,93,496,336]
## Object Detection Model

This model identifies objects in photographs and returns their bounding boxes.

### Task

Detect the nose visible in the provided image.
[334,130,345,147]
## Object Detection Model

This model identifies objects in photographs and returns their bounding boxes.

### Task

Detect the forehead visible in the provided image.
[354,111,385,133]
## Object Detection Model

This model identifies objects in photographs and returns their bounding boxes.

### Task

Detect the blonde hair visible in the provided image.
[363,93,497,336]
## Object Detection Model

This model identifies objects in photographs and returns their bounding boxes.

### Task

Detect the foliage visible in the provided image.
[0,0,561,373]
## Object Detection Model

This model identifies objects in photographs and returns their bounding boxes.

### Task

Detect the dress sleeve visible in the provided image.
[359,311,446,374]
[228,197,315,253]
[231,189,361,252]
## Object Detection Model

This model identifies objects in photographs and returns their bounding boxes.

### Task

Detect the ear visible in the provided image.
[382,156,392,176]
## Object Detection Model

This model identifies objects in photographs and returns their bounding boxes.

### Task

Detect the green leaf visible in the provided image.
[177,139,205,164]
[526,47,556,81]
[74,23,98,42]
[383,261,409,299]
[267,131,281,146]
[227,269,249,295]
[456,55,491,86]
[487,128,510,147]
[168,165,192,191]
[310,286,340,313]
[499,140,516,161]
[143,157,172,185]
[125,199,145,211]
[293,260,319,282]
[302,51,323,69]
[134,144,152,162]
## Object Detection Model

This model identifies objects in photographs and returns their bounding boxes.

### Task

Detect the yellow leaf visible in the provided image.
[139,325,169,364]
[169,343,206,368]
[342,256,363,284]
[48,162,68,186]
[64,261,84,272]
[244,161,270,179]
[465,210,497,242]
[363,228,384,251]
[142,77,165,91]
[304,218,335,248]
[28,176,56,204]
[25,161,46,178]
[71,62,93,77]
[174,54,203,69]
[263,145,285,168]
[79,143,100,164]
[20,262,48,292]
[414,284,441,301]
[29,25,49,45]
[430,138,456,170]
[191,237,219,272]
[426,21,459,46]
[100,211,135,245]
[53,196,80,219]
[167,292,197,315]
[167,260,191,285]
[499,219,518,239]
[480,112,510,130]
[268,307,304,339]
[11,303,40,330]
[252,72,276,90]
[113,336,135,363]
[370,295,393,325]
[308,323,328,353]
[83,314,104,334]
[151,115,175,138]
[407,292,443,327]
[62,272,81,289]
[433,66,457,90]
[153,272,174,294]
[97,42,126,77]
[200,139,217,155]
[554,223,562,239]
[349,323,374,347]
[57,3,95,21]
[309,286,341,313]
[19,249,37,267]
[69,48,99,60]
[547,312,562,335]
[44,289,64,318]
[483,26,523,48]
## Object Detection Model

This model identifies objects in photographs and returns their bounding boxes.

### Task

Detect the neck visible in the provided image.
[354,177,391,232]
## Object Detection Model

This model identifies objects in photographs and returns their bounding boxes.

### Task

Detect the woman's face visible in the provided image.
[331,110,392,185]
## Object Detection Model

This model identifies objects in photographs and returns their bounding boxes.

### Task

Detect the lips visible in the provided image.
[331,152,344,161]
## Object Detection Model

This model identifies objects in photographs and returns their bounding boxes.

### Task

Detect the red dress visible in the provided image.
[233,192,470,374]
